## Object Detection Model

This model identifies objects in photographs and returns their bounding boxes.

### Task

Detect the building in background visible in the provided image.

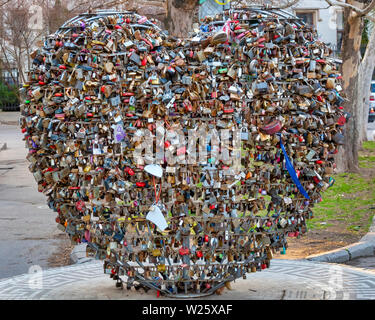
[0,64,19,87]
[197,0,344,56]
[199,0,230,20]
[287,0,344,57]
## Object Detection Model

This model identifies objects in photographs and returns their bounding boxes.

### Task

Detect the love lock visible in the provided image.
[20,8,347,298]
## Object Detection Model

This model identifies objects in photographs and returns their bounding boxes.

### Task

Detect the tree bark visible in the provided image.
[337,1,365,173]
[360,26,375,142]
[127,0,167,29]
[164,0,198,37]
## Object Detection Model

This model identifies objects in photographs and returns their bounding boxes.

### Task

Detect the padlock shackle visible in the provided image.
[55,10,166,37]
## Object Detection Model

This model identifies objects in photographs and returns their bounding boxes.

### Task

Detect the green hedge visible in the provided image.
[0,81,18,106]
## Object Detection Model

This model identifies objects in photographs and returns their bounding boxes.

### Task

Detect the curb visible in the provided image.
[306,216,375,263]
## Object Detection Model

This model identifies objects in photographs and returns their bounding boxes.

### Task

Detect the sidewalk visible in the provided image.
[1,259,375,300]
[0,111,19,125]
[0,112,69,279]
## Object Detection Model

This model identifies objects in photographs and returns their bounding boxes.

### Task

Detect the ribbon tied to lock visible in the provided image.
[277,134,310,200]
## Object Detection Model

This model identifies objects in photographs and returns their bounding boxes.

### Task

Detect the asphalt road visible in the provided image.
[367,120,375,140]
[0,112,68,279]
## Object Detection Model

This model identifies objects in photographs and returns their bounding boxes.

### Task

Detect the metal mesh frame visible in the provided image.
[33,8,319,298]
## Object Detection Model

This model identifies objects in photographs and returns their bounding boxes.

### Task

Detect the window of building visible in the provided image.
[336,10,344,30]
[295,10,317,28]
[336,10,344,52]
[337,30,343,52]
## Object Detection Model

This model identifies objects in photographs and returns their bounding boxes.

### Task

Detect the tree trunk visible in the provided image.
[127,0,167,29]
[164,0,198,37]
[360,27,375,142]
[337,2,365,173]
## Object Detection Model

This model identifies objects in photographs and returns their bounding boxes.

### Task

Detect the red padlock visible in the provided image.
[121,92,134,97]
[141,56,147,66]
[75,200,86,212]
[136,182,146,188]
[68,186,80,190]
[313,176,320,183]
[179,247,190,256]
[337,115,346,126]
[223,108,234,113]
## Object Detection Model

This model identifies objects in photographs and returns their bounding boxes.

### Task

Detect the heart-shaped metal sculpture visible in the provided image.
[19,8,346,297]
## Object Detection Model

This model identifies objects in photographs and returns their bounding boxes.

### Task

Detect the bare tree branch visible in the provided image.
[231,0,301,9]
[325,0,375,18]
[364,14,375,23]
[359,0,375,16]
[0,0,12,7]
[0,40,19,86]
[68,0,129,13]
[278,0,300,9]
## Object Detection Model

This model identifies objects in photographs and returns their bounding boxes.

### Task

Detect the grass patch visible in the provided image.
[359,155,375,168]
[359,155,375,161]
[310,148,375,232]
[362,141,375,151]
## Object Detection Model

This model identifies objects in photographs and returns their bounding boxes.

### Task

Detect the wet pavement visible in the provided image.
[1,259,375,300]
[0,112,67,279]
